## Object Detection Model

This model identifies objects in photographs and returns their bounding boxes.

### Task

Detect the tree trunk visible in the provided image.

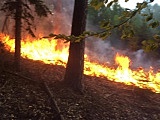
[14,0,22,71]
[63,0,88,92]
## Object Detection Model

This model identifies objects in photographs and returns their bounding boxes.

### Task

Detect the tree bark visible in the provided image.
[14,0,22,71]
[63,0,88,92]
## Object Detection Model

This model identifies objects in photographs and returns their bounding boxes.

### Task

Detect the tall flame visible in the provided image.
[0,33,160,93]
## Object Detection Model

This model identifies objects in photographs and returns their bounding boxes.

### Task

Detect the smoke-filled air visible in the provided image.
[0,0,160,93]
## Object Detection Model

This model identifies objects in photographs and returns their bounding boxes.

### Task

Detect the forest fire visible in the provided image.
[0,33,160,93]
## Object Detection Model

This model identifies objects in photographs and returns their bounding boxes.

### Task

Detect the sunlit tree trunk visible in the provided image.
[64,0,88,92]
[14,0,22,71]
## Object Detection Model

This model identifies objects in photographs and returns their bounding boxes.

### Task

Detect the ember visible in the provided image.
[0,33,160,93]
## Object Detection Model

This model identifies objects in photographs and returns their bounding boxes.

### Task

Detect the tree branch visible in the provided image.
[3,70,64,120]
[44,2,148,42]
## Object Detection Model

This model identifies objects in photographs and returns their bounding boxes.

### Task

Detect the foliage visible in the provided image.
[46,0,160,58]
[90,0,105,10]
[46,1,154,40]
[0,0,51,37]
[2,0,159,55]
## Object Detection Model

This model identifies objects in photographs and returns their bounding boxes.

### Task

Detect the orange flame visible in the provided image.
[0,33,160,93]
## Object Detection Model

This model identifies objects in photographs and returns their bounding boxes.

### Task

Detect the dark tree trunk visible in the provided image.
[63,0,88,92]
[14,0,22,71]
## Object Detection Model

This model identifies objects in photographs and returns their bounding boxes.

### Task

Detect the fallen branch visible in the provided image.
[3,69,64,120]
[0,79,8,90]
[41,81,64,120]
[103,92,118,99]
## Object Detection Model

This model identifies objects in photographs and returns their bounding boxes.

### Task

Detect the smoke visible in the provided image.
[85,36,158,70]
[26,0,74,37]
[24,0,75,42]
[84,7,158,70]
[85,21,157,69]
[0,0,158,70]
[85,38,114,64]
[131,49,160,70]
[44,0,74,35]
[46,0,158,70]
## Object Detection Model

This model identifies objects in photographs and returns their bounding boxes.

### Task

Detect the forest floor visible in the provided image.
[0,52,160,120]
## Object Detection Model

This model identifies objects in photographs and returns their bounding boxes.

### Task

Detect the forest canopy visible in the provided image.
[87,0,160,58]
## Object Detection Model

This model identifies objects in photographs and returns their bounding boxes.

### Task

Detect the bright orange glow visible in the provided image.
[0,33,160,93]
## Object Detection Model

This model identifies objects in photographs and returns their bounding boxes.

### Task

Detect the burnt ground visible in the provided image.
[0,52,160,120]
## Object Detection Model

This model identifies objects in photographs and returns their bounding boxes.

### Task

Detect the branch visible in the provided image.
[84,2,147,38]
[41,81,65,120]
[43,2,148,42]
[3,69,64,120]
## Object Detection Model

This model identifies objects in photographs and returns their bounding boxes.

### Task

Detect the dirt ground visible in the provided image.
[0,52,160,120]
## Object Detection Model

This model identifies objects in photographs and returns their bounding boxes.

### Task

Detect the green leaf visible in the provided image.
[75,39,81,42]
[99,32,111,39]
[83,31,91,36]
[107,1,114,7]
[49,33,56,37]
[136,3,142,8]
[128,30,134,37]
[121,34,127,39]
[147,42,158,51]
[149,21,159,28]
[104,0,108,4]
[122,11,131,17]
[142,40,147,45]
[145,14,153,22]
[90,0,104,10]
[100,21,110,29]
[141,2,148,9]
[153,35,160,40]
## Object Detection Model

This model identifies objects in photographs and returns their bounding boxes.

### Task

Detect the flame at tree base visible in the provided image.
[0,33,160,93]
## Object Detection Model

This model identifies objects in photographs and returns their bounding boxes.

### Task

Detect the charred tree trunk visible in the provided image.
[14,0,22,71]
[63,0,88,92]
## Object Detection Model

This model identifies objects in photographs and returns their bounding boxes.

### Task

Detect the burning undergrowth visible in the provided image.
[0,49,160,120]
[0,0,160,93]
[0,1,160,119]
[0,33,160,93]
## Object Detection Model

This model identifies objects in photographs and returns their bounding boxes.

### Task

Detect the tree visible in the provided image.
[1,0,51,71]
[46,0,159,92]
[14,0,22,71]
[63,0,88,92]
